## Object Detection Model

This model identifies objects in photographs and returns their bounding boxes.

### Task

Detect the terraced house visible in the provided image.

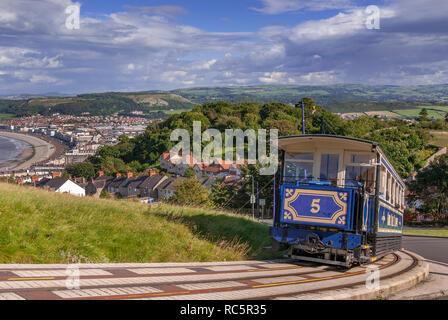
[160,151,242,178]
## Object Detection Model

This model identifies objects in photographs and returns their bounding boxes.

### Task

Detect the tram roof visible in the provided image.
[278,134,405,188]
[278,134,379,152]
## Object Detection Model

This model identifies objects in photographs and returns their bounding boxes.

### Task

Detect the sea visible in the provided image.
[0,135,31,169]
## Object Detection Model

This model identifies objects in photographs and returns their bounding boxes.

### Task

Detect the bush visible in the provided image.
[171,178,212,207]
[100,190,112,199]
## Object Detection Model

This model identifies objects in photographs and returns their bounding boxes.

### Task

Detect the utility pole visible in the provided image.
[247,175,255,220]
[302,100,306,135]
[273,172,276,225]
[252,175,255,220]
[256,181,259,220]
[147,179,151,208]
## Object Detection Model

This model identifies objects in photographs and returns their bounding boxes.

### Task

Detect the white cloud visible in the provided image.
[252,0,353,14]
[30,74,58,83]
[259,72,288,83]
[298,71,338,84]
[0,11,17,23]
[161,71,188,83]
[0,0,448,93]
[191,59,217,70]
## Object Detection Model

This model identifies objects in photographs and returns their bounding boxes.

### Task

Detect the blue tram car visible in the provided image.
[270,135,405,267]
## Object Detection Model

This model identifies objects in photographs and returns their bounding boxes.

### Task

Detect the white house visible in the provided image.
[37,177,86,197]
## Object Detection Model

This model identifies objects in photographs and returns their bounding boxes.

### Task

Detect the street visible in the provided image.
[402,236,448,264]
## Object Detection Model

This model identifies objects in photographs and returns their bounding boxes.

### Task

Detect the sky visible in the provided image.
[0,0,447,94]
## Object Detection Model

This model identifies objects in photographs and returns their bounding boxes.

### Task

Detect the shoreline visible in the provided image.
[0,131,55,171]
[0,147,34,170]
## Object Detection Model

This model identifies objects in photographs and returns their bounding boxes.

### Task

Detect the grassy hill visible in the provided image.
[172,84,448,111]
[0,92,197,119]
[2,84,448,119]
[0,183,277,264]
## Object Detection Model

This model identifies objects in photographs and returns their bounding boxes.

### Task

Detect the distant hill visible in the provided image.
[0,92,197,118]
[171,84,448,113]
[2,84,448,118]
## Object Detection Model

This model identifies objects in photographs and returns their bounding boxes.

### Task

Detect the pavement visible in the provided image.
[386,236,448,300]
[388,260,448,300]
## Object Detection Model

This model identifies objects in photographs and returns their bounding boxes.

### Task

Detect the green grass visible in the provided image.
[403,229,448,237]
[394,108,445,119]
[151,205,282,260]
[429,131,448,147]
[0,113,14,121]
[364,111,400,118]
[151,108,192,115]
[0,183,279,264]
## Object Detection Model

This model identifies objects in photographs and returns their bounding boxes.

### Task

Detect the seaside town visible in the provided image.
[0,114,243,203]
[0,114,151,168]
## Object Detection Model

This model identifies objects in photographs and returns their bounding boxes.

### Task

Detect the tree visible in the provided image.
[210,180,240,207]
[171,178,211,207]
[407,154,448,218]
[419,108,429,121]
[65,162,96,179]
[100,157,132,176]
[185,167,197,178]
[0,176,15,184]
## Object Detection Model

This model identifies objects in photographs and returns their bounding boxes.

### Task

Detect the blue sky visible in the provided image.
[80,0,377,32]
[0,0,447,94]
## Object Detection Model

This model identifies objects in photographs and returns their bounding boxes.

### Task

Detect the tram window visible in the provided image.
[386,172,391,201]
[380,166,387,199]
[286,153,313,161]
[284,152,314,183]
[391,181,395,205]
[345,166,375,192]
[394,182,398,205]
[320,154,339,183]
[285,161,313,183]
[350,154,370,164]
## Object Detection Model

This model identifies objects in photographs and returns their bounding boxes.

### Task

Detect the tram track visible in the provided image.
[0,250,421,300]
[266,251,419,300]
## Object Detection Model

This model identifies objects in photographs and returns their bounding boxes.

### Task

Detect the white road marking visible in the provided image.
[0,292,25,300]
[53,286,162,299]
[178,281,244,290]
[13,269,113,277]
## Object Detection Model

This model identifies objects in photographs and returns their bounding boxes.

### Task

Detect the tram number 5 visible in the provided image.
[311,199,321,214]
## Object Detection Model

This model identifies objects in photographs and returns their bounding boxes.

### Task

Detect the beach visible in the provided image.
[0,131,55,171]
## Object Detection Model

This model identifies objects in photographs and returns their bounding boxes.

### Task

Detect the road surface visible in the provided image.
[402,236,448,264]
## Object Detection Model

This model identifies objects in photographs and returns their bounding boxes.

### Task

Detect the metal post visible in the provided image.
[251,175,255,220]
[257,182,260,220]
[148,178,151,208]
[302,100,305,135]
[273,173,276,226]
[262,203,264,222]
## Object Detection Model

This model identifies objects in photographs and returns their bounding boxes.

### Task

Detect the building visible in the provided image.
[160,151,197,176]
[155,177,185,200]
[36,177,85,197]
[160,151,242,178]
[137,174,168,199]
